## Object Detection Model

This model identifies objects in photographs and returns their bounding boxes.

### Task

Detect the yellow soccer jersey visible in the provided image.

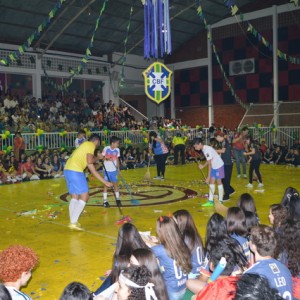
[65,141,95,172]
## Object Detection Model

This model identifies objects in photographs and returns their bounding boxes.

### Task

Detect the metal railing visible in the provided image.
[1,127,299,152]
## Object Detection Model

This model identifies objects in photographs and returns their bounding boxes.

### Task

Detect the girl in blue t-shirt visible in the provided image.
[149,131,168,180]
[226,207,251,263]
[152,216,192,300]
[173,209,204,279]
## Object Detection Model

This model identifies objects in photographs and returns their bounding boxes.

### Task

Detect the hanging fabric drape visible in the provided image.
[143,0,172,59]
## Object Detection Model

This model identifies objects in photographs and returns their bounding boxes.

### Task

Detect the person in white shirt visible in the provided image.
[0,245,39,300]
[193,138,225,207]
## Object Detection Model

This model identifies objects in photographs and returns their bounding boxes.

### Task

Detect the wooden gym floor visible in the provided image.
[0,163,299,299]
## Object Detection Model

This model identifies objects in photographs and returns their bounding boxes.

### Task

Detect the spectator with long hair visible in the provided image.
[281,187,300,221]
[94,223,148,296]
[152,216,192,300]
[268,204,288,232]
[274,219,300,299]
[194,240,246,300]
[173,209,204,278]
[187,213,247,294]
[130,248,168,300]
[226,207,251,263]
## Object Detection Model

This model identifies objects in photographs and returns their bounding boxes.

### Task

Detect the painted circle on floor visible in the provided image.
[59,184,198,207]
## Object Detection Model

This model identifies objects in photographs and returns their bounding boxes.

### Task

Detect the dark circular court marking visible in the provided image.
[59,184,198,207]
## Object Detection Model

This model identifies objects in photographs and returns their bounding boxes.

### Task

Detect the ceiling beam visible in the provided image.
[33,0,77,49]
[39,0,97,58]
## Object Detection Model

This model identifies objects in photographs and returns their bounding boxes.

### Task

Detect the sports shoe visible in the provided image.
[103,201,110,208]
[246,183,253,188]
[237,175,241,178]
[223,195,230,201]
[116,200,122,207]
[243,174,247,178]
[229,190,236,196]
[201,201,214,207]
[153,176,161,180]
[258,183,264,188]
[160,176,165,180]
[68,223,83,231]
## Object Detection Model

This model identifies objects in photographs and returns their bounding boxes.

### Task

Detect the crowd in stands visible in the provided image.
[0,92,188,134]
[1,187,299,299]
[0,93,148,133]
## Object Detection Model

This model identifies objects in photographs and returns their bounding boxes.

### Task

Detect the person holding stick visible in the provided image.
[193,138,225,207]
[102,136,122,208]
[64,134,112,230]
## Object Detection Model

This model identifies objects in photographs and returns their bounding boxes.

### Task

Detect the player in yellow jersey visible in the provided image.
[64,134,112,230]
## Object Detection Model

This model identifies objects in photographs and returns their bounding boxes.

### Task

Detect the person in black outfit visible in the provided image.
[216,131,235,201]
[244,136,263,188]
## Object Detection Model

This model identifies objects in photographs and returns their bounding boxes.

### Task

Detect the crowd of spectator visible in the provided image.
[0,92,150,133]
[1,188,299,299]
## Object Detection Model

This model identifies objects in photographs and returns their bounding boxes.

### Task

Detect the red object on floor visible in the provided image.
[115,215,132,225]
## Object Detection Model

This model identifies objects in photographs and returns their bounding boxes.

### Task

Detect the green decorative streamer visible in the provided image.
[223,0,300,64]
[43,0,109,91]
[196,5,248,110]
[118,2,135,89]
[0,0,67,66]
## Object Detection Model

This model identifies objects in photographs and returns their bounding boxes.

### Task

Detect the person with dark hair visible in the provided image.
[93,223,148,296]
[281,187,300,221]
[74,130,86,148]
[234,273,284,300]
[130,248,169,300]
[173,209,204,278]
[64,133,112,230]
[226,207,251,262]
[172,132,187,165]
[215,131,235,201]
[187,213,247,294]
[193,138,224,207]
[0,245,39,300]
[193,240,244,300]
[237,193,257,214]
[0,284,12,300]
[115,265,157,300]
[60,282,93,300]
[101,136,122,207]
[244,211,259,235]
[245,225,293,299]
[244,136,263,188]
[269,204,288,231]
[232,126,248,178]
[149,131,168,180]
[152,216,192,300]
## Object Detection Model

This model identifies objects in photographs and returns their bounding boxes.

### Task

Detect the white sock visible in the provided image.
[71,200,86,224]
[209,184,215,202]
[69,198,77,222]
[103,192,108,202]
[115,191,120,199]
[218,184,224,202]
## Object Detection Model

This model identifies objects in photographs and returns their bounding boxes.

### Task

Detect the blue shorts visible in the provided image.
[103,170,118,183]
[211,166,225,179]
[64,170,88,195]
